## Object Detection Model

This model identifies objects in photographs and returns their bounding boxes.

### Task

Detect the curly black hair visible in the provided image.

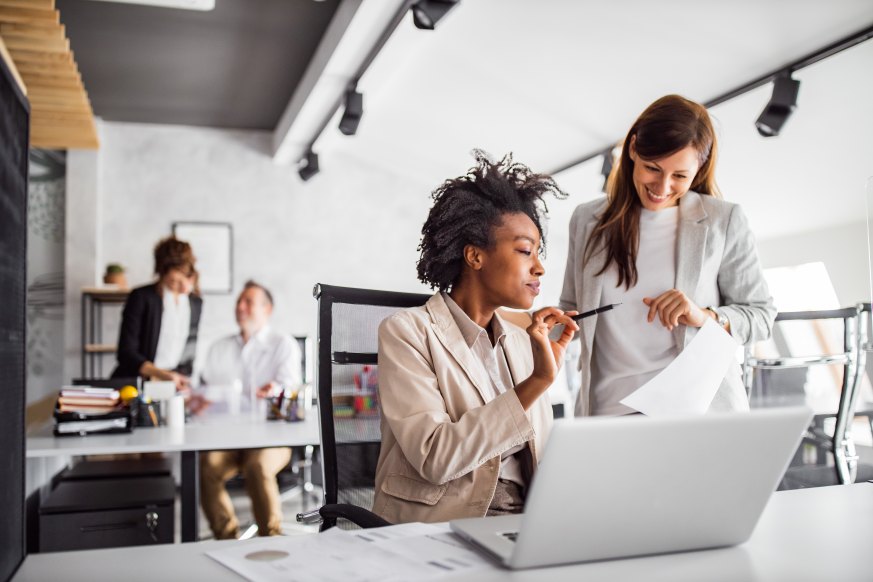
[416,151,567,291]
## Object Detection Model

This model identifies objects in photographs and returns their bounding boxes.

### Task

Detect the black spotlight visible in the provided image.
[298,150,319,182]
[411,0,459,30]
[338,88,363,136]
[600,149,614,193]
[755,72,800,137]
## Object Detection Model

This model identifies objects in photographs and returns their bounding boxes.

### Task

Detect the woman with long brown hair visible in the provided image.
[559,94,775,416]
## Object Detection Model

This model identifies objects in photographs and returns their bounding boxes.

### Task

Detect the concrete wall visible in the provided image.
[65,120,438,381]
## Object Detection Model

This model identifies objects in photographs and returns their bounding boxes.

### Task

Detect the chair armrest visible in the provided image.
[297,503,391,530]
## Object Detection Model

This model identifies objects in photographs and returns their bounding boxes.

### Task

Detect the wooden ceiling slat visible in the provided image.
[14,58,78,74]
[2,3,98,149]
[7,47,71,64]
[3,32,68,52]
[0,7,59,24]
[31,109,92,121]
[29,93,88,108]
[0,0,55,10]
[0,21,63,36]
[24,75,81,89]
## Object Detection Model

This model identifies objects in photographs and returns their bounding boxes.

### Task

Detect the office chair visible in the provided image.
[297,284,430,531]
[743,304,873,487]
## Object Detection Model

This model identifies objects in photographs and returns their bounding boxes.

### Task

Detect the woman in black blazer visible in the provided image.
[112,236,202,390]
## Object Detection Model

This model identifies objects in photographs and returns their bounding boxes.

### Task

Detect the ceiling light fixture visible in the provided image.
[600,148,615,193]
[298,150,320,181]
[755,72,801,137]
[83,0,215,10]
[411,0,459,30]
[338,87,364,136]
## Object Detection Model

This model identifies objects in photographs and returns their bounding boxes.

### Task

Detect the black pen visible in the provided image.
[570,302,622,321]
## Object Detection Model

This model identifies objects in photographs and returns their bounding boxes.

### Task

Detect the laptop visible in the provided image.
[450,406,812,569]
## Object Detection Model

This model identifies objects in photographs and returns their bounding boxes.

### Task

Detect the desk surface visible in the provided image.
[26,413,320,457]
[13,484,873,582]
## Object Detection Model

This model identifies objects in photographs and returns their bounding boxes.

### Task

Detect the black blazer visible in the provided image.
[111,283,203,378]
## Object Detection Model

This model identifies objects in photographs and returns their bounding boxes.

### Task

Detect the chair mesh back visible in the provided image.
[314,285,429,528]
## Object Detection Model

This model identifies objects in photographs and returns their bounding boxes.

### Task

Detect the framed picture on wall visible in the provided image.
[172,221,233,294]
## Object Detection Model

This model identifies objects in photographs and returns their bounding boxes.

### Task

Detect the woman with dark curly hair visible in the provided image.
[373,152,578,524]
[111,236,203,390]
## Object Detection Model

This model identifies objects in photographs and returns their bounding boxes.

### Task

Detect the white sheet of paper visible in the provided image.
[620,318,737,416]
[206,522,495,582]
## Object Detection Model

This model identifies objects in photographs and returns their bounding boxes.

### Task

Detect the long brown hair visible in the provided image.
[585,94,721,289]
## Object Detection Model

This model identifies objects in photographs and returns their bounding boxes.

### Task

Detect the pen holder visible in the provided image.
[135,398,161,427]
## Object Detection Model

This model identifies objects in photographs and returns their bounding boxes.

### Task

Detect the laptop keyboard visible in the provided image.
[500,531,519,543]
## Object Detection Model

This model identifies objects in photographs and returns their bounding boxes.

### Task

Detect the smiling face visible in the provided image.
[471,212,544,311]
[630,138,701,211]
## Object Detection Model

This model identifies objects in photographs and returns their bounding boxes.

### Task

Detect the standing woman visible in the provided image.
[111,236,202,390]
[560,95,776,417]
[374,153,578,524]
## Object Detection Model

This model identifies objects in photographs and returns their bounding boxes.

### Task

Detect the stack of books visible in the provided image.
[54,386,133,436]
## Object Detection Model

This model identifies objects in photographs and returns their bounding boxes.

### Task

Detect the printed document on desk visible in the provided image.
[620,319,737,416]
[206,522,494,582]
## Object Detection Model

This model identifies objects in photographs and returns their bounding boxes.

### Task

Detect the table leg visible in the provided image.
[181,450,199,542]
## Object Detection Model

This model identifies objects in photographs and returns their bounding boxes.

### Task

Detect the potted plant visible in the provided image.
[103,263,128,288]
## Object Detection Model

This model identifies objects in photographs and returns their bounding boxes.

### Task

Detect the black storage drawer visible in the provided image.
[39,504,173,552]
[39,475,175,552]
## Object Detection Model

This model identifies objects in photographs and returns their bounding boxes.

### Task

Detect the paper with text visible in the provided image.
[620,319,737,416]
[206,522,494,582]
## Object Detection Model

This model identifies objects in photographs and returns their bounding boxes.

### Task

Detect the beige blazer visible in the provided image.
[559,191,776,416]
[372,293,553,524]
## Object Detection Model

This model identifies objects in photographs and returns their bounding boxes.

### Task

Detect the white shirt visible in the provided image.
[201,325,302,411]
[443,293,526,487]
[591,207,680,416]
[152,287,191,371]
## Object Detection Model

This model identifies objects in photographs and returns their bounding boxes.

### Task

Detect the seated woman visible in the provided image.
[373,152,578,524]
[111,236,202,390]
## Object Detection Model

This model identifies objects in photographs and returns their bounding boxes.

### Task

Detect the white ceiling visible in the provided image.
[313,0,873,240]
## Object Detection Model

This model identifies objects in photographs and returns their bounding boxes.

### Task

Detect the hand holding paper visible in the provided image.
[620,319,738,416]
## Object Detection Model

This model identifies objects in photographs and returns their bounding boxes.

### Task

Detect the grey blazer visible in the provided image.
[559,191,776,416]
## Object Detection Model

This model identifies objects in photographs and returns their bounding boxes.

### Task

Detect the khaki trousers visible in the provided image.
[199,447,292,539]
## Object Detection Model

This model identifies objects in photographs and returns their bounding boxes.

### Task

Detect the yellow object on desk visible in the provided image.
[119,385,139,402]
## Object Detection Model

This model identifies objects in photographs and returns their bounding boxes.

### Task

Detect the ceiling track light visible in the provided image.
[298,150,320,181]
[755,72,801,137]
[338,87,364,136]
[411,0,460,30]
[600,149,615,193]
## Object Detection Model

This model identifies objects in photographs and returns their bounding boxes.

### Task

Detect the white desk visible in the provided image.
[13,484,873,581]
[26,414,321,541]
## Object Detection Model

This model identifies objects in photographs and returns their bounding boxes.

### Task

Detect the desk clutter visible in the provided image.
[332,365,380,419]
[53,384,165,436]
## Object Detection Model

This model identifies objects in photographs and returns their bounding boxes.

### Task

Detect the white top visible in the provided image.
[152,287,191,370]
[592,207,680,416]
[443,293,525,487]
[200,325,302,411]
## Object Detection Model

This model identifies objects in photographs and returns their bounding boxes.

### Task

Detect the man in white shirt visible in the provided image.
[198,280,302,539]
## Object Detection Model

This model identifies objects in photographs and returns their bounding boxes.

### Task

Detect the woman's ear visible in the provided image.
[628,135,638,162]
[463,244,484,271]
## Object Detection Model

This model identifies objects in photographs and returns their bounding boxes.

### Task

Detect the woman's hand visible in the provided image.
[140,361,191,391]
[515,307,579,410]
[642,290,708,331]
